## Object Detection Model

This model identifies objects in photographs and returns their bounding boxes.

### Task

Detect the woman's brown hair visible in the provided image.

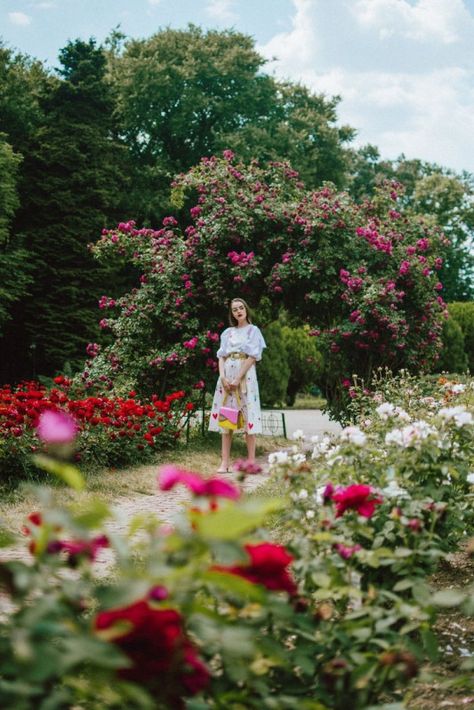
[228,298,253,327]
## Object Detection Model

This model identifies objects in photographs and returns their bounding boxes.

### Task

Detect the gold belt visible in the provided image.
[228,352,247,360]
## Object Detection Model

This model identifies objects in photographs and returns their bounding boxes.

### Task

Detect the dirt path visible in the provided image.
[0,458,273,566]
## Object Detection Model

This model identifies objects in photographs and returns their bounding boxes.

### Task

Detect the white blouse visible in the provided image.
[217,325,266,361]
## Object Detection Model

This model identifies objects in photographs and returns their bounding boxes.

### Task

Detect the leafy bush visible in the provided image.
[435,316,468,373]
[257,321,290,407]
[281,325,323,405]
[449,301,474,372]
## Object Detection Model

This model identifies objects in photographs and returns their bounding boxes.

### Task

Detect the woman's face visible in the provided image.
[231,300,247,325]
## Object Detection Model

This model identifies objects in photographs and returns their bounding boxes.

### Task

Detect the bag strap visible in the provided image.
[221,386,242,408]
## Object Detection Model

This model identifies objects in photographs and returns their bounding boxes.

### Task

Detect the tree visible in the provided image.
[84,154,447,418]
[0,136,31,338]
[107,25,354,223]
[2,39,127,379]
[0,42,48,151]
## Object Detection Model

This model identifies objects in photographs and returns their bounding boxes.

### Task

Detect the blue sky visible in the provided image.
[2,0,474,173]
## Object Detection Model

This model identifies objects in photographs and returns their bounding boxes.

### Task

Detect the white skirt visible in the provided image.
[208,357,263,435]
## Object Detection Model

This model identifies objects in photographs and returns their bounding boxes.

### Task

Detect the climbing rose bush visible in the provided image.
[85,154,447,415]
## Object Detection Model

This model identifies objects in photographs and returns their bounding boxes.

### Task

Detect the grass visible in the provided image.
[290,394,327,410]
[0,434,287,535]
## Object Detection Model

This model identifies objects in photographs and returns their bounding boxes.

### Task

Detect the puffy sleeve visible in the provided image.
[216,328,231,358]
[243,325,266,361]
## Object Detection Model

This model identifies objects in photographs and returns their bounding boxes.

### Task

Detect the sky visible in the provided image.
[2,0,474,173]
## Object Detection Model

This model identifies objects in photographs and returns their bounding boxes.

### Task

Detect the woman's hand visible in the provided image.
[221,377,232,392]
[230,376,241,391]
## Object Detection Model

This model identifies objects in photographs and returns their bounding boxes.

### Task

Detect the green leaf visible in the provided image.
[311,572,331,588]
[421,628,439,662]
[33,455,85,491]
[72,499,111,528]
[201,570,265,601]
[431,589,466,607]
[0,527,15,547]
[393,578,413,592]
[190,498,284,540]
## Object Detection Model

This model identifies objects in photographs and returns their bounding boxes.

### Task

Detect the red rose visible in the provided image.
[215,542,297,595]
[94,601,209,701]
[331,484,382,518]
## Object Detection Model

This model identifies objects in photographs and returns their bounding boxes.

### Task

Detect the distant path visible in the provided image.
[266,408,342,441]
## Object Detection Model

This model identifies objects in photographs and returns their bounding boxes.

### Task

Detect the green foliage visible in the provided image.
[257,322,290,407]
[0,135,32,336]
[448,301,474,372]
[4,39,128,378]
[435,317,468,374]
[281,325,323,405]
[0,42,48,150]
[106,25,353,224]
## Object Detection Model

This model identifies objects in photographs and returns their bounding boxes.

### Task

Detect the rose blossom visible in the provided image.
[330,484,382,518]
[158,465,240,499]
[214,542,297,595]
[36,410,78,444]
[95,601,209,697]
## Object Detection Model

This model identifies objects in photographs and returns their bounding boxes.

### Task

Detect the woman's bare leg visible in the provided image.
[245,433,256,463]
[220,432,233,470]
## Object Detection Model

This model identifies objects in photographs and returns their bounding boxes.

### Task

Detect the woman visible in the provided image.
[209,298,266,473]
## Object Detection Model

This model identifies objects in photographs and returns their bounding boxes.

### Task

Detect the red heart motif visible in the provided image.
[248,422,254,429]
[212,413,218,419]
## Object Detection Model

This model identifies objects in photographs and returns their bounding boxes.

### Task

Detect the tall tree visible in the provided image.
[2,39,127,379]
[0,136,31,339]
[107,25,354,223]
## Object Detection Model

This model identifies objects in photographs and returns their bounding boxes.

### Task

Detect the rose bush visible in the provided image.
[0,378,195,480]
[84,153,448,417]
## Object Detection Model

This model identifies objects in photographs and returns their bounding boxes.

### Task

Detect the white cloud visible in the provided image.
[258,0,474,173]
[205,0,237,24]
[8,11,32,26]
[148,0,161,5]
[352,0,468,44]
[36,2,55,8]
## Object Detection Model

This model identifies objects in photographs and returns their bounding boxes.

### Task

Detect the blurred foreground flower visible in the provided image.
[158,465,240,499]
[233,459,262,475]
[36,409,78,443]
[95,601,209,697]
[214,542,298,595]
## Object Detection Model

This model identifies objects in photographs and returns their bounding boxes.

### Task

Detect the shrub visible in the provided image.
[2,373,472,708]
[449,301,474,372]
[257,321,289,407]
[281,325,323,405]
[434,317,468,373]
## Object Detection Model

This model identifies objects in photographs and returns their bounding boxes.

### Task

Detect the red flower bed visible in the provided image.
[0,379,194,479]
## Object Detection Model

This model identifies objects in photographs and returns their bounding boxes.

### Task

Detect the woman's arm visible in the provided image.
[219,356,232,392]
[232,356,256,387]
